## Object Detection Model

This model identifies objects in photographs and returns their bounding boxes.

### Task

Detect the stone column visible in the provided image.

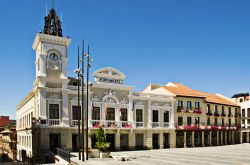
[192,132,195,147]
[240,131,242,144]
[202,131,205,147]
[231,131,235,144]
[183,132,187,148]
[146,131,152,149]
[209,131,212,146]
[159,132,164,149]
[220,131,224,145]
[247,132,249,143]
[217,131,219,145]
[225,131,227,145]
[115,131,120,151]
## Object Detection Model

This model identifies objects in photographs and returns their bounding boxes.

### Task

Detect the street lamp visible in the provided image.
[80,40,85,162]
[85,45,93,160]
[74,46,81,160]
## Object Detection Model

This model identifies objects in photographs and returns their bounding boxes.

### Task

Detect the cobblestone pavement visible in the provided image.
[73,143,250,165]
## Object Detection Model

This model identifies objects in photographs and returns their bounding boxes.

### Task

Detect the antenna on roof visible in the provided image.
[52,0,54,9]
[46,3,48,15]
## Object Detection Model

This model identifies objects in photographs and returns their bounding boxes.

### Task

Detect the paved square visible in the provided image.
[77,144,250,165]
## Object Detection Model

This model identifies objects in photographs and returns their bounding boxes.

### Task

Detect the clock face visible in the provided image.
[49,52,60,62]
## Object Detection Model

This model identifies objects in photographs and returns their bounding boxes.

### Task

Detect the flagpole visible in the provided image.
[86,45,90,160]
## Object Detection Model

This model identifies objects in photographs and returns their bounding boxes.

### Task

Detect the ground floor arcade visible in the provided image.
[176,130,241,148]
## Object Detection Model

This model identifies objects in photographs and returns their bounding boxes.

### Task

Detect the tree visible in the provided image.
[95,127,110,153]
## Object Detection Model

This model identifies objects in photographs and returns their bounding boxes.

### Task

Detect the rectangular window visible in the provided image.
[242,109,245,117]
[229,119,231,127]
[49,104,59,119]
[120,108,127,121]
[207,118,210,126]
[222,118,224,126]
[195,102,200,109]
[207,104,210,113]
[214,118,218,126]
[72,106,81,120]
[187,101,192,110]
[222,106,224,114]
[229,107,231,116]
[136,109,143,122]
[152,110,159,122]
[178,117,183,126]
[163,111,169,123]
[187,117,192,126]
[92,107,100,120]
[106,108,115,120]
[178,101,183,110]
[195,117,200,125]
[214,105,218,114]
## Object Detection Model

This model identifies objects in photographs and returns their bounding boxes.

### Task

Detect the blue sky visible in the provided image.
[0,0,250,119]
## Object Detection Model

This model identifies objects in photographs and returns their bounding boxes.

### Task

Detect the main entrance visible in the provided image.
[163,133,170,148]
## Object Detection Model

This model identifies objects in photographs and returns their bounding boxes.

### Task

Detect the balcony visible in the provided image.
[136,122,144,128]
[206,112,213,116]
[214,113,220,117]
[163,122,169,127]
[194,109,202,114]
[48,119,60,126]
[228,114,233,118]
[118,121,133,128]
[71,120,82,127]
[221,113,227,117]
[152,122,160,128]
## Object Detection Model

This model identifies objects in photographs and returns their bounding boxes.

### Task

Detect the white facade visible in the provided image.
[16,31,176,162]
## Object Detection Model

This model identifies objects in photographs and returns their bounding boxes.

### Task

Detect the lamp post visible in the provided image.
[74,46,81,160]
[81,40,85,161]
[85,45,93,160]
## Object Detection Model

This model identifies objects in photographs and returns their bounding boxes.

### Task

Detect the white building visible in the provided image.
[16,7,175,163]
[232,93,250,143]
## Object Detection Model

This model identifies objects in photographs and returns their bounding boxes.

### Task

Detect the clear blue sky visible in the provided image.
[0,0,250,119]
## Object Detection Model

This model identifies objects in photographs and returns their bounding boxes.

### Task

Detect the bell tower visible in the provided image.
[32,6,71,88]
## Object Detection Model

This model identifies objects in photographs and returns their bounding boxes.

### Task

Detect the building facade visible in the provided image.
[232,93,250,143]
[16,7,175,163]
[144,82,241,148]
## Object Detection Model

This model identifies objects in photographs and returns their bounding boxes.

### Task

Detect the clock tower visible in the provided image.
[32,7,71,88]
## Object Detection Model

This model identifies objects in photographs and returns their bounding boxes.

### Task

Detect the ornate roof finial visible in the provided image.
[43,1,63,37]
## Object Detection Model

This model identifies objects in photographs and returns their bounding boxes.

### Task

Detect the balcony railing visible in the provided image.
[48,119,60,126]
[152,122,159,128]
[136,122,144,128]
[71,120,82,127]
[118,121,133,128]
[206,112,213,116]
[163,122,169,127]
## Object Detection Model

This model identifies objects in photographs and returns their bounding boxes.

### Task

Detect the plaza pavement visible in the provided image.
[71,143,250,165]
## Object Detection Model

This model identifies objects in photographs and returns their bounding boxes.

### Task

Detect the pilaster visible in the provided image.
[159,132,164,149]
[115,132,120,151]
[146,131,152,149]
[62,92,69,126]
